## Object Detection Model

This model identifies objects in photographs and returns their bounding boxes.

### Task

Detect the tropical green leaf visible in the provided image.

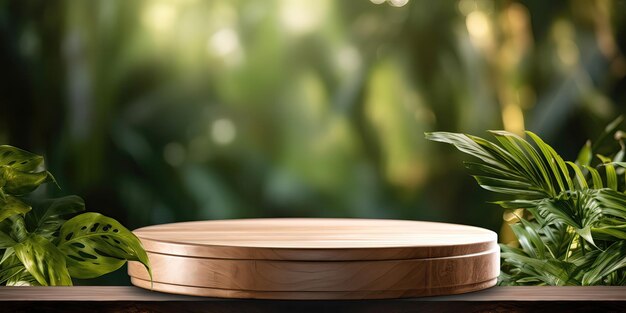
[501,251,576,285]
[490,131,553,195]
[6,270,40,286]
[582,241,626,285]
[0,230,16,248]
[0,145,44,172]
[541,223,574,260]
[463,161,525,181]
[467,135,541,187]
[0,166,54,196]
[13,234,72,286]
[594,189,626,219]
[576,140,593,167]
[426,128,626,286]
[592,223,626,240]
[426,131,559,199]
[0,145,149,286]
[57,212,150,279]
[9,215,29,243]
[0,251,29,286]
[596,155,618,191]
[489,134,537,178]
[0,263,27,285]
[0,196,31,224]
[566,161,588,190]
[534,196,579,229]
[543,138,574,191]
[596,154,612,164]
[425,132,506,169]
[25,196,86,239]
[583,165,603,189]
[510,220,546,259]
[473,176,545,197]
[526,131,571,193]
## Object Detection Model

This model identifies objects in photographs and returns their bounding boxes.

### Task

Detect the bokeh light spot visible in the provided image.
[209,28,241,57]
[211,118,237,145]
[142,3,177,34]
[466,11,490,38]
[280,0,326,35]
[388,0,409,8]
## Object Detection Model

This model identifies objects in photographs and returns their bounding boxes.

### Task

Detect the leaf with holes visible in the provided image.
[57,212,150,279]
[0,145,44,172]
[13,234,72,286]
[0,166,55,196]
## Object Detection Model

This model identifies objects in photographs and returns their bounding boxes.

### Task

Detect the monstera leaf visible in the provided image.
[0,196,31,223]
[57,213,150,279]
[0,145,55,198]
[25,196,86,239]
[0,145,44,172]
[13,235,72,286]
[0,166,54,196]
[0,145,149,286]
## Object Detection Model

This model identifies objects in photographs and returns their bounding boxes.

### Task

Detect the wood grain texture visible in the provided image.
[2,287,626,313]
[130,218,499,299]
[3,301,625,313]
[129,277,498,300]
[133,218,497,260]
[128,248,499,292]
[2,286,626,301]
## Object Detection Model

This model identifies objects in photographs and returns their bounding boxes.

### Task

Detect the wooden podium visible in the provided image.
[128,218,499,299]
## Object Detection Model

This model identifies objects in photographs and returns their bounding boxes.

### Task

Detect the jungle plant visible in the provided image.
[426,118,626,285]
[0,145,150,286]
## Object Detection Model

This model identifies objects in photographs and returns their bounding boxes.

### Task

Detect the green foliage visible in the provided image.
[58,213,150,279]
[0,145,150,286]
[426,120,626,286]
[14,235,72,286]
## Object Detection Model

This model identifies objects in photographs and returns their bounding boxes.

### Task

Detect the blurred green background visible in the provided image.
[1,0,625,284]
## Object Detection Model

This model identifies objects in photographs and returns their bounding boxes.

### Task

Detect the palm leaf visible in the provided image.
[426,127,626,286]
[583,165,603,189]
[425,132,506,169]
[426,131,556,200]
[526,131,574,191]
[582,241,626,285]
[566,161,588,190]
[523,131,567,193]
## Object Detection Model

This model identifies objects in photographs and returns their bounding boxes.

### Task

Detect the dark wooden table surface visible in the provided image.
[1,286,625,312]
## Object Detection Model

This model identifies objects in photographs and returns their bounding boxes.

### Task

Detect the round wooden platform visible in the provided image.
[128,218,499,299]
[129,277,499,300]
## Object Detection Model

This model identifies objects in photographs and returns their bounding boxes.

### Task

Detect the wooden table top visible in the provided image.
[1,286,626,301]
[3,286,625,313]
[133,218,497,260]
